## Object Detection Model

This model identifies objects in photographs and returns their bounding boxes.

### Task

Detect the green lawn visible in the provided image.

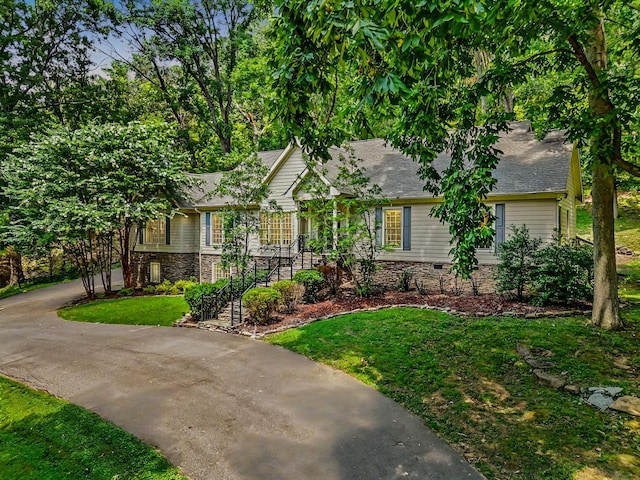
[267,307,640,480]
[0,375,185,480]
[58,296,189,326]
[0,280,65,300]
[577,192,640,252]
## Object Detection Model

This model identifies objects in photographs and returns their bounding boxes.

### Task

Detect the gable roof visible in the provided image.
[179,148,285,208]
[321,122,573,200]
[179,122,574,208]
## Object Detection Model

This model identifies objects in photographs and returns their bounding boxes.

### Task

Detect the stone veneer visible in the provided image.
[132,251,497,295]
[364,261,497,295]
[131,252,199,286]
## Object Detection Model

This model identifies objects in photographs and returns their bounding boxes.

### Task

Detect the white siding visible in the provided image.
[199,209,263,255]
[135,213,199,253]
[380,200,558,265]
[263,148,307,211]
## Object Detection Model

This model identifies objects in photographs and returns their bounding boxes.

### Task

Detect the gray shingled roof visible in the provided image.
[322,122,573,199]
[178,122,573,207]
[178,148,285,208]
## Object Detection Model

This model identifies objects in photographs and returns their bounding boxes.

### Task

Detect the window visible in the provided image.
[212,263,229,282]
[384,209,402,248]
[211,213,223,244]
[150,262,161,283]
[143,218,169,244]
[376,206,411,250]
[259,212,293,245]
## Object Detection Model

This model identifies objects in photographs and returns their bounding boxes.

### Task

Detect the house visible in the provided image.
[131,122,583,293]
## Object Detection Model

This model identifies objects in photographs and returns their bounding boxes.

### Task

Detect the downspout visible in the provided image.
[195,208,203,283]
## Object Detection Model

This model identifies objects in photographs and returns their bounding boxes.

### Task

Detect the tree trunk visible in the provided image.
[591,161,621,329]
[120,227,133,289]
[586,17,623,329]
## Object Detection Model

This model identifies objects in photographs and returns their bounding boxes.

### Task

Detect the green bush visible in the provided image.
[155,279,173,294]
[184,282,221,321]
[495,228,593,305]
[293,269,325,302]
[495,225,542,300]
[531,233,593,306]
[172,279,197,295]
[242,287,282,325]
[142,285,156,294]
[271,280,305,313]
[117,287,134,297]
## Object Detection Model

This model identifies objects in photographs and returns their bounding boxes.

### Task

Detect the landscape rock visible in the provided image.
[564,385,581,395]
[609,396,640,416]
[586,392,615,411]
[614,356,632,370]
[588,386,623,396]
[533,369,565,389]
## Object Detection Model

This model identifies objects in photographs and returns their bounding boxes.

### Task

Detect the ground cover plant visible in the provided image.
[58,296,188,326]
[267,307,640,479]
[0,375,185,480]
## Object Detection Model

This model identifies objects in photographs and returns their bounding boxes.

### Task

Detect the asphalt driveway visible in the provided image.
[0,275,483,479]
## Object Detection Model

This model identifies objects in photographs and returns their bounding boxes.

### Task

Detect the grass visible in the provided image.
[0,280,65,300]
[58,296,189,326]
[577,191,640,252]
[267,307,640,480]
[0,375,186,480]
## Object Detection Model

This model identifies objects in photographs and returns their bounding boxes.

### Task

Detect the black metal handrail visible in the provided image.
[200,235,314,326]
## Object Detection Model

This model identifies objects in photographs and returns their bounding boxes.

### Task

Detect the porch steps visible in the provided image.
[199,252,323,329]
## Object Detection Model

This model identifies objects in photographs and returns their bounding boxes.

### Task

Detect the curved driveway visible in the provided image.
[0,276,483,480]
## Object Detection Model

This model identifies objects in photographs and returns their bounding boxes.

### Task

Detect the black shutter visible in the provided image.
[205,212,211,246]
[165,217,171,245]
[495,204,505,248]
[139,223,144,244]
[403,206,411,251]
[375,207,382,247]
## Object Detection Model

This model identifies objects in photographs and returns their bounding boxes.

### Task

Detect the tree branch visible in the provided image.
[614,156,640,178]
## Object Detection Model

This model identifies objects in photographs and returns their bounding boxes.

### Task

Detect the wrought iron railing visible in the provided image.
[199,235,315,326]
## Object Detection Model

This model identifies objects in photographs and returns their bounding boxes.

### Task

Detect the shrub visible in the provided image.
[184,282,221,321]
[495,227,593,305]
[155,279,173,294]
[271,280,305,313]
[242,287,282,324]
[172,279,197,294]
[531,233,593,306]
[293,269,325,302]
[117,287,134,297]
[142,285,156,294]
[396,269,414,292]
[495,225,542,300]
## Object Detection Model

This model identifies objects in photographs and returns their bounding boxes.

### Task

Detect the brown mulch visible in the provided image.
[245,289,592,335]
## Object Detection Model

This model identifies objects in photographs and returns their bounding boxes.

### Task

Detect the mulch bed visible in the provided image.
[241,289,592,335]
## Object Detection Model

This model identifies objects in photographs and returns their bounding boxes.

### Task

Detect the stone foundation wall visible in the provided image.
[131,252,199,287]
[354,261,497,295]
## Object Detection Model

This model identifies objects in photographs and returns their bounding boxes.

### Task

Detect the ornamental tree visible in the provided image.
[2,122,189,297]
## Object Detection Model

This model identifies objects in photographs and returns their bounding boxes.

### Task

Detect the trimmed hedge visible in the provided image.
[271,280,305,313]
[293,269,324,302]
[242,287,282,324]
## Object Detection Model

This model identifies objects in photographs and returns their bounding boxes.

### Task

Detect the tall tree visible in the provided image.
[116,0,270,157]
[272,0,640,329]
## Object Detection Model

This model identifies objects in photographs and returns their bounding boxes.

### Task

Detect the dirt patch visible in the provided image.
[244,289,591,335]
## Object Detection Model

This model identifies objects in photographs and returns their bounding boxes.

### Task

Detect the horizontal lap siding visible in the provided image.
[264,149,306,212]
[135,214,199,253]
[381,200,557,265]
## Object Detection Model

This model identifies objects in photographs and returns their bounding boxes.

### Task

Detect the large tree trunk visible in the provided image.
[586,17,623,329]
[591,161,621,329]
